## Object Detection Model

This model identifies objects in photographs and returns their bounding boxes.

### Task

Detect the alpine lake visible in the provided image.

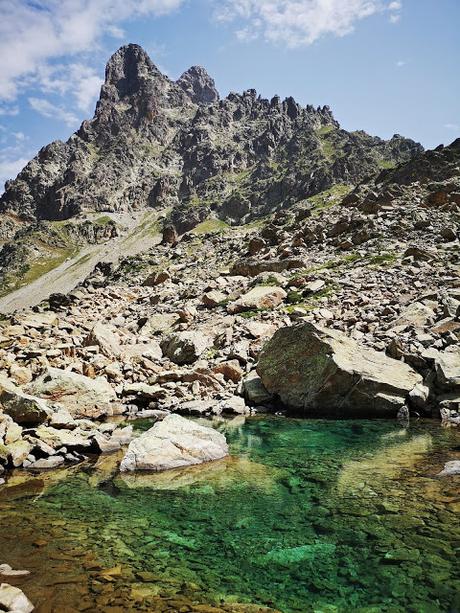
[0,416,459,613]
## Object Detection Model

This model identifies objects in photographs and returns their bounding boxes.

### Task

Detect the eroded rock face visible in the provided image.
[119,414,228,472]
[257,323,422,416]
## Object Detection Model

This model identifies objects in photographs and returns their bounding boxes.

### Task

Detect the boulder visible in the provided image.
[228,286,286,313]
[94,426,133,453]
[28,456,65,470]
[161,331,212,365]
[9,365,33,386]
[0,583,34,613]
[6,439,33,467]
[35,425,94,450]
[84,322,121,358]
[0,375,51,425]
[19,311,58,329]
[257,323,422,416]
[242,372,273,405]
[121,342,162,361]
[140,313,178,335]
[119,414,228,472]
[202,290,226,308]
[435,348,460,391]
[26,368,116,419]
[392,302,435,329]
[213,360,243,383]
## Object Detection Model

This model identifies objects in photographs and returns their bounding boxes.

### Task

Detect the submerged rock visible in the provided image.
[0,583,34,613]
[257,322,422,415]
[119,414,228,472]
[437,460,460,476]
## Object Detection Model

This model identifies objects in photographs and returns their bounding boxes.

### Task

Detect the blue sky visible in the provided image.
[1,0,459,189]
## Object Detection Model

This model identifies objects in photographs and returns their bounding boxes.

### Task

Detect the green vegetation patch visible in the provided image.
[191,219,230,235]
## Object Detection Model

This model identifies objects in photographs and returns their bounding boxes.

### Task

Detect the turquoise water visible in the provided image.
[1,417,459,612]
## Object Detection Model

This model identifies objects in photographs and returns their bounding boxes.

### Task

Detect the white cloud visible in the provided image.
[0,0,185,102]
[0,105,19,116]
[396,60,406,67]
[444,123,459,131]
[0,157,29,191]
[28,97,79,126]
[12,131,27,142]
[215,0,403,47]
[38,63,103,112]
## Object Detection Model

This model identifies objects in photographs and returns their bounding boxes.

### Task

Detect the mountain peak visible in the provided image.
[103,44,163,100]
[177,65,219,105]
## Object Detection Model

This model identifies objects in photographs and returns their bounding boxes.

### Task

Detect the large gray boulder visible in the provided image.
[257,323,422,416]
[120,414,228,472]
[26,368,116,419]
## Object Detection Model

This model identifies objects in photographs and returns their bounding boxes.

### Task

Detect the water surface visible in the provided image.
[1,417,459,612]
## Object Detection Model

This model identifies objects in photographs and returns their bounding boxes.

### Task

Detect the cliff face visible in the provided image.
[0,43,423,231]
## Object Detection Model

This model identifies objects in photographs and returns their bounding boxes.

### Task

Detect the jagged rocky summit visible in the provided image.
[1,43,421,231]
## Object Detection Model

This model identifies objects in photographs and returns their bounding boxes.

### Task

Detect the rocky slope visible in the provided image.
[0,43,422,296]
[0,45,459,482]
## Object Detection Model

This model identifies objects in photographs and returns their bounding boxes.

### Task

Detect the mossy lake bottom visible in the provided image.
[0,416,459,612]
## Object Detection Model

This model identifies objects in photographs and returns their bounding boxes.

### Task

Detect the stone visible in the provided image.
[29,455,65,469]
[304,279,326,293]
[95,426,133,453]
[213,360,243,383]
[202,290,226,308]
[230,258,303,277]
[0,376,51,426]
[6,439,33,467]
[161,331,212,365]
[35,425,93,450]
[26,368,116,418]
[0,565,30,577]
[9,365,33,386]
[218,396,249,415]
[20,311,58,329]
[122,382,164,399]
[408,382,430,411]
[120,414,228,472]
[122,342,162,361]
[0,583,34,613]
[4,421,22,445]
[437,460,460,476]
[140,313,178,335]
[84,322,121,357]
[228,286,287,313]
[435,348,460,391]
[175,400,217,416]
[242,372,273,405]
[392,302,435,329]
[49,407,77,429]
[257,322,422,415]
[143,270,170,286]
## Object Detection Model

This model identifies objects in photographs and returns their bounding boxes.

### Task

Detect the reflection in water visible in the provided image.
[337,434,432,495]
[0,417,459,612]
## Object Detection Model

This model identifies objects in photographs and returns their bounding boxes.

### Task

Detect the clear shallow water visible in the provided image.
[0,417,459,612]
